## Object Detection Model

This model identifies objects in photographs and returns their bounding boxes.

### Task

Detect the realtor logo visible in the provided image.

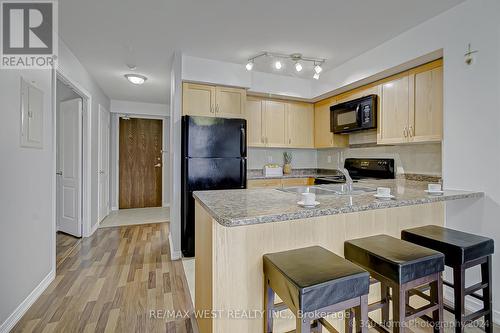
[1,1,57,69]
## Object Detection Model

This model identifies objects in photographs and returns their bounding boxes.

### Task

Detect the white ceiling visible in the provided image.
[59,0,464,104]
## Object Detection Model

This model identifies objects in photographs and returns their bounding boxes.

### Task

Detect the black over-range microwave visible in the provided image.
[330,94,377,134]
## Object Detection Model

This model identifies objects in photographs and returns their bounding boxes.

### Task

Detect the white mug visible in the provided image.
[428,183,442,192]
[301,192,316,205]
[377,187,391,196]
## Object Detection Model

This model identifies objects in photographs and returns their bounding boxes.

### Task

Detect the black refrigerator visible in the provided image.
[181,116,247,257]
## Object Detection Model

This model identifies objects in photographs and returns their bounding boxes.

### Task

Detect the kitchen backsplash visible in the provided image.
[317,143,442,176]
[249,143,442,176]
[248,148,318,169]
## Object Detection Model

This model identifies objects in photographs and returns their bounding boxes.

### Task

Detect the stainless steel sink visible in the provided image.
[276,185,376,196]
[276,186,337,196]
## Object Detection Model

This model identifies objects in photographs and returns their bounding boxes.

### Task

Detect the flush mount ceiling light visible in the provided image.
[124,74,147,85]
[245,52,326,79]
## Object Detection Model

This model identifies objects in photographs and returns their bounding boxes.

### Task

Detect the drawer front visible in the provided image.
[247,179,282,189]
[281,178,311,187]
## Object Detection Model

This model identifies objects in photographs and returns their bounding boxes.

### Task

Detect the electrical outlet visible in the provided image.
[267,156,273,163]
[327,156,332,163]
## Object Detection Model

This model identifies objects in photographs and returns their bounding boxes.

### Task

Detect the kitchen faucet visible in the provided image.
[340,168,353,193]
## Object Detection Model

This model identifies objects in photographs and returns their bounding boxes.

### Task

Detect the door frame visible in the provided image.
[54,68,93,242]
[97,104,110,222]
[114,114,168,210]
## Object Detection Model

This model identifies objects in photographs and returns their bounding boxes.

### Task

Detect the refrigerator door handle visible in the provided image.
[240,159,247,188]
[240,125,246,157]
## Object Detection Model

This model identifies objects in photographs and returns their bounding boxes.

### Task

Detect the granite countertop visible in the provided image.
[193,179,482,227]
[247,168,342,180]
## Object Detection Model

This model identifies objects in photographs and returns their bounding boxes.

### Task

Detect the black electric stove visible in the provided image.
[315,158,395,184]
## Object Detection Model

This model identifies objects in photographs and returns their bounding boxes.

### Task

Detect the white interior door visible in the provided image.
[57,98,82,237]
[98,106,110,222]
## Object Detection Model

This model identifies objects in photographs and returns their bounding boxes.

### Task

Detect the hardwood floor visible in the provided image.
[55,232,80,267]
[13,223,197,333]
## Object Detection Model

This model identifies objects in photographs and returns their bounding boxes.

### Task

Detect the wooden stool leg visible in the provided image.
[430,274,444,333]
[264,278,274,333]
[380,282,390,327]
[311,319,321,333]
[453,265,465,333]
[392,284,406,333]
[481,256,493,333]
[297,316,311,333]
[345,309,354,333]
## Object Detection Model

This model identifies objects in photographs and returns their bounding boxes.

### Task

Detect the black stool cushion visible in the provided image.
[263,246,369,313]
[344,234,444,285]
[401,225,494,266]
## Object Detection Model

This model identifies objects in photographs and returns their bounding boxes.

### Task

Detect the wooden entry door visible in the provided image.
[119,118,162,209]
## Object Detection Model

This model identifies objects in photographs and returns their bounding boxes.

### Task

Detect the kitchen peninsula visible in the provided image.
[193,180,482,333]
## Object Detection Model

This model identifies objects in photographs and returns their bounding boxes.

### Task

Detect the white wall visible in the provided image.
[169,52,183,259]
[58,39,111,231]
[110,99,169,117]
[311,0,500,321]
[0,69,54,331]
[108,100,170,209]
[182,55,313,99]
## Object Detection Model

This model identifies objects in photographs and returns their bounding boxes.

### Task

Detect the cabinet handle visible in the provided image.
[288,138,291,144]
[409,126,414,137]
[216,104,220,113]
[403,127,408,138]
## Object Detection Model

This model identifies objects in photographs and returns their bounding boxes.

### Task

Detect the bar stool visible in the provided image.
[263,246,370,333]
[402,225,494,333]
[344,234,445,333]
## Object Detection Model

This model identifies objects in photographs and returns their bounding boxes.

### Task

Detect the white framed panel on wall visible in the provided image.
[20,78,44,149]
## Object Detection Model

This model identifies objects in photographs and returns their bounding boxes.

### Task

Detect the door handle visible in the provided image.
[56,171,62,176]
[154,163,162,168]
[240,126,246,157]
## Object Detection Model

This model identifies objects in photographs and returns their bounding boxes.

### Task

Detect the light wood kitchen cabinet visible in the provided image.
[248,177,314,189]
[215,86,246,118]
[246,97,265,147]
[377,74,410,144]
[183,82,246,118]
[246,97,315,148]
[314,99,349,148]
[287,103,314,148]
[247,178,282,189]
[408,64,443,142]
[182,83,216,116]
[263,100,287,147]
[377,59,443,144]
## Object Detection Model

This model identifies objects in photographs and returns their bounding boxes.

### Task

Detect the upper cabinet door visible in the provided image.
[377,75,410,144]
[215,86,246,118]
[183,83,216,117]
[409,65,443,142]
[264,100,287,147]
[246,97,265,147]
[287,102,314,148]
[314,100,333,148]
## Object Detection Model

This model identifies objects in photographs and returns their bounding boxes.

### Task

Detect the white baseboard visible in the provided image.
[168,232,182,260]
[0,269,56,333]
[111,206,118,211]
[162,202,170,208]
[86,220,99,237]
[444,288,500,325]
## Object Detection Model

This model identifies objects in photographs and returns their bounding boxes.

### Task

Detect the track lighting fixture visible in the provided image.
[245,52,325,80]
[314,64,323,74]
